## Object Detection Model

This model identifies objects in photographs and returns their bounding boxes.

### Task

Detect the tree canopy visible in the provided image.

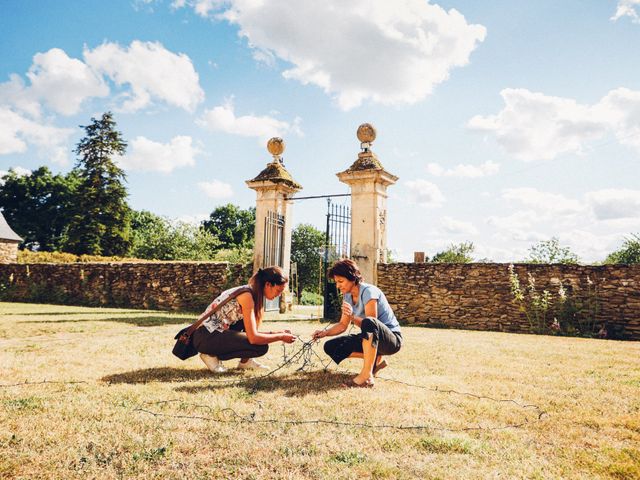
[525,237,579,264]
[202,203,255,250]
[0,167,79,251]
[430,241,475,263]
[604,234,640,265]
[63,112,131,256]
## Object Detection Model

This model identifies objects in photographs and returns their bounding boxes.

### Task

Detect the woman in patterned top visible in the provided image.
[192,266,297,373]
[312,259,402,388]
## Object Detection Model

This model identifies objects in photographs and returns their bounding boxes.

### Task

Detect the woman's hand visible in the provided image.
[341,301,353,319]
[312,329,326,340]
[279,333,297,344]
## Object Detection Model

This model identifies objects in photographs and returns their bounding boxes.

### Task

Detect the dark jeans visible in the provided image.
[192,320,268,361]
[323,317,402,365]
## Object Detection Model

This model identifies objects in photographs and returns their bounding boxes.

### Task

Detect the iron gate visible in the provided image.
[263,210,285,311]
[322,199,351,320]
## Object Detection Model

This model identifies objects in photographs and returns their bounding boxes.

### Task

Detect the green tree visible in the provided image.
[431,241,475,263]
[0,167,79,251]
[63,112,131,256]
[525,237,579,264]
[129,210,220,260]
[202,204,255,250]
[604,233,640,264]
[291,223,325,296]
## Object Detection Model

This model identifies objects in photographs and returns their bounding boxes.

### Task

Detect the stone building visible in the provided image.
[0,211,22,263]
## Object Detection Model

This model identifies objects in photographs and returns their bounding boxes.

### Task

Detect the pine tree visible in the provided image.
[63,112,131,256]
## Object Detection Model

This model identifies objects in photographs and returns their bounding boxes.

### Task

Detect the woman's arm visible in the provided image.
[237,292,296,345]
[349,299,377,327]
[312,307,351,339]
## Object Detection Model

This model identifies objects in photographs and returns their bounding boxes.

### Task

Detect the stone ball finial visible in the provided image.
[357,123,376,144]
[267,137,285,157]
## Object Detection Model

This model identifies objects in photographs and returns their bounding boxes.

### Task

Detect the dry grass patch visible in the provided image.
[1,301,639,479]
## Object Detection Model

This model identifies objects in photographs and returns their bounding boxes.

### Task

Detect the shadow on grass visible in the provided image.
[176,370,354,397]
[21,316,190,327]
[102,367,215,384]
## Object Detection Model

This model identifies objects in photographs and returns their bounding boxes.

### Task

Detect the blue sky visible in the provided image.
[1,0,640,262]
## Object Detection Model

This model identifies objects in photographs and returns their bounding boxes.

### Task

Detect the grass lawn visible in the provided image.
[1,301,639,480]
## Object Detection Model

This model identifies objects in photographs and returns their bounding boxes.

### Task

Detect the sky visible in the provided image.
[1,0,640,263]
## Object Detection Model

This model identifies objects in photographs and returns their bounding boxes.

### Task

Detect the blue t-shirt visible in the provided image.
[344,282,401,333]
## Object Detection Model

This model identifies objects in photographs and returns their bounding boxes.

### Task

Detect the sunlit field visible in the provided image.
[1,302,639,479]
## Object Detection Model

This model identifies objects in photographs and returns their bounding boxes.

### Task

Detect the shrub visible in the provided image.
[299,290,323,306]
[605,233,640,264]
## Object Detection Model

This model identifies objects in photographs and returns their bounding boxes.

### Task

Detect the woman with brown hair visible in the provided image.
[192,266,296,373]
[312,259,402,387]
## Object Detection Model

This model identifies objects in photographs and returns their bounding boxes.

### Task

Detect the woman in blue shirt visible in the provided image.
[312,259,402,388]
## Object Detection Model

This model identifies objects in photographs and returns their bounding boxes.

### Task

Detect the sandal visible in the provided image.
[372,359,388,376]
[342,379,374,388]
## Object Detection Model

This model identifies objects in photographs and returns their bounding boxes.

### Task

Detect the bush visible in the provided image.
[17,250,139,264]
[299,290,323,305]
[605,234,640,264]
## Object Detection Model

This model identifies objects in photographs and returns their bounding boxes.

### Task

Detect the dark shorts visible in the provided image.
[192,320,268,361]
[323,317,402,365]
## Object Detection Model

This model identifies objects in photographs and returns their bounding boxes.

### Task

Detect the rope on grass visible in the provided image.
[134,400,539,432]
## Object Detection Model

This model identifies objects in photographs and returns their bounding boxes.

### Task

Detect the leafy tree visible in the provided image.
[430,241,475,263]
[63,112,131,256]
[202,204,255,250]
[129,210,220,260]
[0,167,79,251]
[604,233,640,264]
[291,223,326,295]
[525,237,579,264]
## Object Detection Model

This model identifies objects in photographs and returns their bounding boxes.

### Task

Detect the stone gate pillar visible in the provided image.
[246,138,301,307]
[337,124,398,284]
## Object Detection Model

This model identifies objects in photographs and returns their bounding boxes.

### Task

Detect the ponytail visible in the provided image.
[249,266,288,324]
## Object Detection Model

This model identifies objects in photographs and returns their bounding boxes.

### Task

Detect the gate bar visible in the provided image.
[286,193,351,201]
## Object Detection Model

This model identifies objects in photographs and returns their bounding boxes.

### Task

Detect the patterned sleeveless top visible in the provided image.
[202,285,250,333]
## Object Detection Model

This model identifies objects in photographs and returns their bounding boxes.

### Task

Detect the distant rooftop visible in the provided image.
[0,211,22,242]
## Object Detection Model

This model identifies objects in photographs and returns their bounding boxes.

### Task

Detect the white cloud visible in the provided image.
[197,98,302,141]
[0,107,73,164]
[119,135,200,173]
[427,160,499,177]
[486,209,546,242]
[176,212,210,224]
[405,179,444,207]
[585,188,640,220]
[84,40,204,112]
[502,188,584,216]
[27,48,109,116]
[440,216,478,235]
[611,0,640,23]
[0,48,108,117]
[197,179,234,199]
[468,87,640,161]
[179,0,486,110]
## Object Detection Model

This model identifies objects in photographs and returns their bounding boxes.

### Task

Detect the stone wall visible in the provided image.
[0,262,250,312]
[378,263,640,340]
[0,241,18,264]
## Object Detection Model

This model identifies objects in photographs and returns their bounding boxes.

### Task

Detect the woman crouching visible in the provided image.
[312,259,402,387]
[193,266,296,373]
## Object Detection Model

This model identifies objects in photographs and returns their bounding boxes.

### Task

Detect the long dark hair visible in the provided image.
[327,258,363,284]
[249,266,288,323]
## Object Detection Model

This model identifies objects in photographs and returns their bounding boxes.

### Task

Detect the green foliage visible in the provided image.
[299,289,323,305]
[129,210,220,260]
[17,250,131,263]
[291,223,325,296]
[0,167,79,251]
[525,237,579,264]
[211,247,253,264]
[202,203,255,250]
[508,264,552,334]
[430,241,474,263]
[63,112,131,256]
[509,265,601,337]
[604,233,640,264]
